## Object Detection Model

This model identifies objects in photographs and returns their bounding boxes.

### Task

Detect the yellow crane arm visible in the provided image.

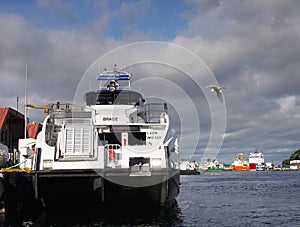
[26,104,49,114]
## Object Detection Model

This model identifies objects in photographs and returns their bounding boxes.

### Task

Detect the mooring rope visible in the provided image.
[6,154,33,169]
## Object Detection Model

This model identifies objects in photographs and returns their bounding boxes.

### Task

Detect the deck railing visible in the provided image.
[105,144,121,167]
[127,103,167,124]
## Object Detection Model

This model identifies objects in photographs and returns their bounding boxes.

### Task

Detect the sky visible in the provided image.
[1,0,300,164]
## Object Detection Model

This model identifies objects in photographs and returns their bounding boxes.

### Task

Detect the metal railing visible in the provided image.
[127,103,168,124]
[104,144,121,167]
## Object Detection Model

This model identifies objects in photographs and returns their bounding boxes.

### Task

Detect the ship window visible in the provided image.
[98,132,146,146]
[85,91,143,105]
[85,93,98,105]
[114,93,130,104]
[128,132,146,145]
[99,132,121,145]
[115,92,142,105]
[96,93,114,105]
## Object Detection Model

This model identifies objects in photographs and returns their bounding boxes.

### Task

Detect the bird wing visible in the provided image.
[216,90,223,102]
[206,85,218,89]
[206,84,224,102]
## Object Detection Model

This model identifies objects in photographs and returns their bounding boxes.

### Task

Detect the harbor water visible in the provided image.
[1,171,300,226]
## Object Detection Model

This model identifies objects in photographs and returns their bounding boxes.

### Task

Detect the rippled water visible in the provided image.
[178,171,300,226]
[2,171,300,226]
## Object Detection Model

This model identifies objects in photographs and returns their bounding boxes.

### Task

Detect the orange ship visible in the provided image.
[230,153,250,171]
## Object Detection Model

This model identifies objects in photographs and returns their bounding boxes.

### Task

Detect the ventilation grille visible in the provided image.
[65,127,91,156]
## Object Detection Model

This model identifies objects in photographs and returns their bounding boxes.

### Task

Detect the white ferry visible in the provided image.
[249,150,265,171]
[17,67,180,207]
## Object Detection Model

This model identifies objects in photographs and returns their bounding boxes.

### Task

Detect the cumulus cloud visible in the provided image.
[1,0,300,163]
[0,11,126,119]
[173,0,300,162]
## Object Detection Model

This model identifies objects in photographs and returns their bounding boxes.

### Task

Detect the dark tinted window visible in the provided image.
[85,91,143,105]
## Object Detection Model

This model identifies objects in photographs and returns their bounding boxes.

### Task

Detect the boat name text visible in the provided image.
[103,117,118,121]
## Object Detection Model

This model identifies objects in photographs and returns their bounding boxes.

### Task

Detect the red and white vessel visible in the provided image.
[249,150,265,171]
[230,153,250,171]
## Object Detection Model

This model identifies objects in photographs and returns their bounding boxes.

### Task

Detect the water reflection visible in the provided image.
[7,200,182,226]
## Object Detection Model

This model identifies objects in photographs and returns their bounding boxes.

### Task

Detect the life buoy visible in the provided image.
[108,149,115,160]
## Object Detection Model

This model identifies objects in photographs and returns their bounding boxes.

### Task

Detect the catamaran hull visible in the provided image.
[32,169,180,208]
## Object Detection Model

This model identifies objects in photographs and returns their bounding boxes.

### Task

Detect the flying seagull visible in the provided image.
[206,85,226,103]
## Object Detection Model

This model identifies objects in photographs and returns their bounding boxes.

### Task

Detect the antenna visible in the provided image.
[24,64,28,139]
[17,96,19,112]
